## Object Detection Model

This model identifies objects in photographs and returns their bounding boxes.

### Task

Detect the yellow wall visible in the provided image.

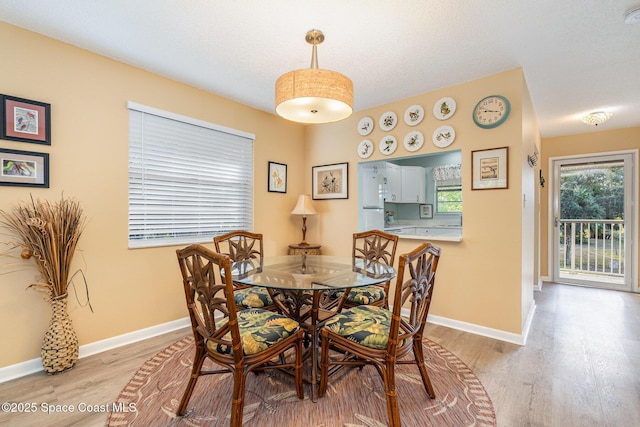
[540,127,640,280]
[0,22,305,367]
[0,22,538,369]
[306,68,535,336]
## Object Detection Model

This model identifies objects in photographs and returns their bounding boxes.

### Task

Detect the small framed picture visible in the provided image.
[1,95,51,145]
[0,148,50,187]
[312,162,348,200]
[268,161,287,193]
[472,147,509,190]
[419,204,433,219]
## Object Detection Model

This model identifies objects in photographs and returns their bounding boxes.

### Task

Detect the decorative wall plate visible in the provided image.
[432,125,456,148]
[403,130,424,152]
[433,97,456,120]
[357,116,374,136]
[379,135,397,155]
[357,139,374,158]
[403,104,425,126]
[379,111,397,131]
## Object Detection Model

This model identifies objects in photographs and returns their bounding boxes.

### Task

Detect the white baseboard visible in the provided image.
[533,277,543,291]
[520,302,537,345]
[418,304,536,346]
[0,317,190,384]
[3,305,539,383]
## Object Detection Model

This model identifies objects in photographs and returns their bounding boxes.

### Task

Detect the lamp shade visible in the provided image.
[275,29,353,124]
[291,194,316,216]
[276,68,353,124]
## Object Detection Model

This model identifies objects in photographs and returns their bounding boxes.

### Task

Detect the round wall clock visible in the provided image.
[357,116,374,136]
[473,95,510,129]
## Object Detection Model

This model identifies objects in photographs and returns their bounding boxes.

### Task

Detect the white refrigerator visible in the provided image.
[362,207,385,230]
[360,165,385,231]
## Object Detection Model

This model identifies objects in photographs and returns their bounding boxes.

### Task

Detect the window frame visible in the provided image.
[128,102,255,248]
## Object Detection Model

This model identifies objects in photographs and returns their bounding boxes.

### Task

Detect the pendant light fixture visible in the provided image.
[276,30,353,124]
[580,111,613,126]
[625,7,640,24]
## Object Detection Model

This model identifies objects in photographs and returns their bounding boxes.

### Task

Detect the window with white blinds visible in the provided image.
[433,164,462,214]
[128,102,254,248]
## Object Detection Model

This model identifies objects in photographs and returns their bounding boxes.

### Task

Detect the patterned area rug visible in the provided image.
[108,336,495,427]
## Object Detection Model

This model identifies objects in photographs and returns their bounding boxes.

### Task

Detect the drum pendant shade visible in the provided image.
[276,30,353,124]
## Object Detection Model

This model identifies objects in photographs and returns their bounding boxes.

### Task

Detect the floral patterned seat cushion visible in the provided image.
[209,309,300,356]
[234,286,274,308]
[337,285,386,305]
[324,305,392,350]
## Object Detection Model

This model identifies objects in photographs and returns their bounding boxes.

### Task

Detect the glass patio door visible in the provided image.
[551,152,636,292]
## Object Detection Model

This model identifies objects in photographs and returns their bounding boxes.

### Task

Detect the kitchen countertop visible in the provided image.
[384,225,463,242]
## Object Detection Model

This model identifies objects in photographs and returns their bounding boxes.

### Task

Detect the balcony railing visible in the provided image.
[559,219,625,279]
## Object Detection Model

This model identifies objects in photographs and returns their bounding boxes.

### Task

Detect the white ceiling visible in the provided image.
[1,0,639,138]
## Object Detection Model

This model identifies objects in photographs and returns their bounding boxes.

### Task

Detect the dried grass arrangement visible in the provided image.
[0,195,86,298]
[0,195,87,374]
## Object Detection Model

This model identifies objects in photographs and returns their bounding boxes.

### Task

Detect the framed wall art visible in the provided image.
[1,95,51,145]
[419,204,433,219]
[0,147,50,187]
[312,162,348,200]
[268,161,287,193]
[471,146,508,190]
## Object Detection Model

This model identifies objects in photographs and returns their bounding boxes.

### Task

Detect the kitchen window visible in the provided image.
[436,183,462,213]
[433,164,462,214]
[128,102,254,248]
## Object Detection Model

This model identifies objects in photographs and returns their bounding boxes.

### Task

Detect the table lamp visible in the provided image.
[291,194,316,246]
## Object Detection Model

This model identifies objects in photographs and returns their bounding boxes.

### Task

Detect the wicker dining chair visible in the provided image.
[319,242,441,427]
[214,230,277,310]
[175,244,304,427]
[337,229,398,309]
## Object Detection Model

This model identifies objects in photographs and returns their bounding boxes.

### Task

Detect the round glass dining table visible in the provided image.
[230,254,396,401]
[230,254,396,291]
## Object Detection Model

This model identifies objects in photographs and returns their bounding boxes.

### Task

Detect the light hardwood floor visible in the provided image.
[1,282,639,426]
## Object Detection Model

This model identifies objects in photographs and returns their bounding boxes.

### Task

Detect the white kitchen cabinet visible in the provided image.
[383,162,401,202]
[401,166,425,203]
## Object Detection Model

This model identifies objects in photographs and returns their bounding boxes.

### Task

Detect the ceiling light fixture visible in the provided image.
[580,111,613,126]
[624,7,640,24]
[276,29,353,124]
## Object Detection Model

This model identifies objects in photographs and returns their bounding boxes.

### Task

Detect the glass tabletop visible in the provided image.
[231,255,396,291]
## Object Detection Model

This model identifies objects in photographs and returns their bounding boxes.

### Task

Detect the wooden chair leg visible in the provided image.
[382,362,401,427]
[176,346,206,415]
[230,370,248,427]
[297,337,305,398]
[413,339,435,398]
[318,334,330,397]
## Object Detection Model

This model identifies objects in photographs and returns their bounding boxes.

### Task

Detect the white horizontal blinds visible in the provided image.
[128,104,254,248]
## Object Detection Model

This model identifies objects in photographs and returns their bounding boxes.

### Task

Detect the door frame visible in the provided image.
[548,149,639,293]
